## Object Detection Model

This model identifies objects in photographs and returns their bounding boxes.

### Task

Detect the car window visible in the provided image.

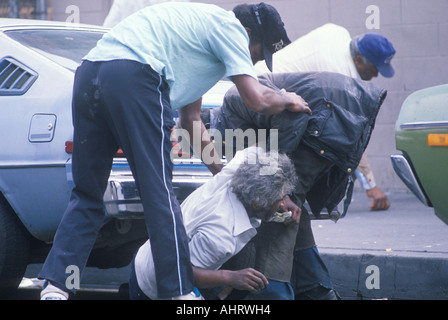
[5,29,104,71]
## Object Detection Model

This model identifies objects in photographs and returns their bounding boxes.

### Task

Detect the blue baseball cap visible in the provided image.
[357,33,396,78]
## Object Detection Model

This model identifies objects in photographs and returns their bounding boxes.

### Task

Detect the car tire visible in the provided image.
[0,196,30,298]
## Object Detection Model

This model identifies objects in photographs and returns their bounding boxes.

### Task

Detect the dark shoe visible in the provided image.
[295,286,340,300]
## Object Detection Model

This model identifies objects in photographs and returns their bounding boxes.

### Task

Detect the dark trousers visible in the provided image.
[129,258,151,300]
[292,246,333,297]
[39,60,194,298]
[254,144,334,283]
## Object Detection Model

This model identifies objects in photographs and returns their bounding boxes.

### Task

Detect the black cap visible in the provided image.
[252,3,291,71]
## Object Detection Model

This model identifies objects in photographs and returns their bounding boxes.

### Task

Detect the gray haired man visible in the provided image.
[129,147,299,300]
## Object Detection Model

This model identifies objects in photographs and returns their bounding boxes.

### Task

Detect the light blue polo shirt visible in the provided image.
[84,2,257,110]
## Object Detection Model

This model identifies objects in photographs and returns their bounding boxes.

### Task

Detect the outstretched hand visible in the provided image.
[366,187,391,211]
[281,89,312,115]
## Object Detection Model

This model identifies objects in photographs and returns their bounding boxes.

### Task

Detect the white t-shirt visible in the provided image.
[255,23,358,78]
[103,0,191,28]
[85,2,257,110]
[134,147,263,299]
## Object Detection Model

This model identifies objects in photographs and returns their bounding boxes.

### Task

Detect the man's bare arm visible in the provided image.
[192,266,268,292]
[232,74,312,115]
[178,98,223,175]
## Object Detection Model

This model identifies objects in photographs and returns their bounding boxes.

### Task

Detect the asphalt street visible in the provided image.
[16,190,448,300]
[313,190,448,300]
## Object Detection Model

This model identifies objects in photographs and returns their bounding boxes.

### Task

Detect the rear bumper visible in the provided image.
[103,174,142,218]
[390,154,430,206]
[103,158,213,218]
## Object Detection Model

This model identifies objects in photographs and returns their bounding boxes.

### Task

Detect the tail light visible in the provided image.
[427,134,448,147]
[171,128,192,158]
[65,141,73,153]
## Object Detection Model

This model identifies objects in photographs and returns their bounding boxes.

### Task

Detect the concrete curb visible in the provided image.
[319,248,448,300]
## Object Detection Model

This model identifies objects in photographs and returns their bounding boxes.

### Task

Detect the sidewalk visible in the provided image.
[22,191,447,300]
[312,191,448,300]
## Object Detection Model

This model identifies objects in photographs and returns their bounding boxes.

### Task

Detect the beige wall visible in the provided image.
[51,0,112,25]
[49,0,448,193]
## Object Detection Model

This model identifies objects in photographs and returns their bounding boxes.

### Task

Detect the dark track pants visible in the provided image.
[39,60,194,298]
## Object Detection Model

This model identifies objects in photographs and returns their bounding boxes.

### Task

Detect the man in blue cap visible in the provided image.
[352,32,396,80]
[254,23,396,300]
[255,24,396,212]
[255,26,395,206]
[256,23,396,82]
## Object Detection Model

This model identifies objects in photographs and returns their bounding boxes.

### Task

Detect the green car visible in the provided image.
[391,84,448,225]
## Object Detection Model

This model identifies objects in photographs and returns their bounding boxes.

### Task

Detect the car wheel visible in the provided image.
[0,196,30,298]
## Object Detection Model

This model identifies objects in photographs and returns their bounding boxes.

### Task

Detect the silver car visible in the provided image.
[0,18,224,295]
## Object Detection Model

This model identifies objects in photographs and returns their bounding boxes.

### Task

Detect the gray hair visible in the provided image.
[350,35,374,66]
[230,151,297,209]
